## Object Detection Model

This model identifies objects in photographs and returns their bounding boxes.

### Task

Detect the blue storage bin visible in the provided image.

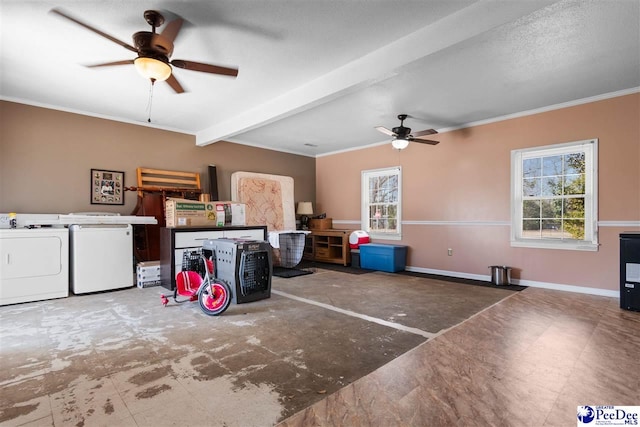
[359,243,407,272]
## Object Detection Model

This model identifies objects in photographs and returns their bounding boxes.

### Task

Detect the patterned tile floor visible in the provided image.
[278,287,640,427]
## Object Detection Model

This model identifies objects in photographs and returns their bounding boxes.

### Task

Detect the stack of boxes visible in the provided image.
[136,261,161,288]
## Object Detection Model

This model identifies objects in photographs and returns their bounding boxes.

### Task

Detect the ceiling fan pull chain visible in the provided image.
[146,78,156,122]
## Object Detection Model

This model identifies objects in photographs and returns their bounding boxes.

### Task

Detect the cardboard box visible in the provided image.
[137,279,162,289]
[215,202,246,227]
[165,198,246,227]
[309,218,332,230]
[137,261,160,281]
[136,261,161,288]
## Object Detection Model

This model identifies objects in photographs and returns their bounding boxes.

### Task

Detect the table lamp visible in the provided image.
[297,202,314,230]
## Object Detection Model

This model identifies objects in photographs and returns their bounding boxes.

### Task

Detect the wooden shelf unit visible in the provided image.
[130,167,203,262]
[304,229,353,266]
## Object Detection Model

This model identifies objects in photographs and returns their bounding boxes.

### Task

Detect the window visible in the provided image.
[361,167,402,240]
[511,139,598,251]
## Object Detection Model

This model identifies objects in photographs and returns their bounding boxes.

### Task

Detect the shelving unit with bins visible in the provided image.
[303,229,352,266]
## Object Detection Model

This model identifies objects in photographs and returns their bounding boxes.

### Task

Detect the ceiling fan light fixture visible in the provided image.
[134,57,172,82]
[392,138,410,150]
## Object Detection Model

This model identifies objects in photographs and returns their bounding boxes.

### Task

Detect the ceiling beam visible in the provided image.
[195,0,560,146]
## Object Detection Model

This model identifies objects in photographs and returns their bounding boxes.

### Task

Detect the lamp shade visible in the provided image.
[297,202,313,216]
[391,138,409,150]
[134,57,172,82]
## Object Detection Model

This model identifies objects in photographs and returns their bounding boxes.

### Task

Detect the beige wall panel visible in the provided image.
[0,102,315,215]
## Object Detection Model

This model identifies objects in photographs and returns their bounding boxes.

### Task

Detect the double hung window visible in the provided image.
[361,167,402,240]
[511,139,598,251]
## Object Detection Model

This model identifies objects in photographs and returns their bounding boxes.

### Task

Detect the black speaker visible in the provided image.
[620,233,640,312]
[208,165,219,201]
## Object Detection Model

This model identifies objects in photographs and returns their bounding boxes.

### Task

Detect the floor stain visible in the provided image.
[135,383,172,399]
[128,365,172,386]
[190,354,210,366]
[193,361,229,381]
[103,398,114,414]
[0,403,39,423]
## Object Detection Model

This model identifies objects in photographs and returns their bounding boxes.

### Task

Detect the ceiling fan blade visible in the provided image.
[411,137,440,145]
[166,74,185,93]
[412,128,438,137]
[161,18,184,44]
[50,8,137,53]
[171,60,238,77]
[374,126,396,136]
[86,60,134,68]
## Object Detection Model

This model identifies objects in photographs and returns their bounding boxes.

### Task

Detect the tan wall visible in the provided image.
[2,95,637,292]
[0,101,316,215]
[317,93,640,291]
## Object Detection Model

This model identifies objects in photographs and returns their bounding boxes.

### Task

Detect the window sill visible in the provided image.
[510,240,599,251]
[368,233,402,241]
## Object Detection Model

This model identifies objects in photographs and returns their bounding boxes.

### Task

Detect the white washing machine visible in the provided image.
[69,224,133,294]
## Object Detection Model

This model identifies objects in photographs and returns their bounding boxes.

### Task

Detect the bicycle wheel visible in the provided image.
[198,279,232,316]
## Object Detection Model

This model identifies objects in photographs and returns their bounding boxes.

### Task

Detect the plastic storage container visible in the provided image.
[202,238,272,304]
[349,230,370,248]
[359,244,408,272]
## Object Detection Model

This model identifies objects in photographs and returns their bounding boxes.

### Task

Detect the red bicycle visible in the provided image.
[160,255,231,316]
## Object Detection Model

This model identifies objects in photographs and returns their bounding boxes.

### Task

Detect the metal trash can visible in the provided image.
[489,266,512,285]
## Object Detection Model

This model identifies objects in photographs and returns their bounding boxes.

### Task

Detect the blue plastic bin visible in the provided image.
[359,244,407,272]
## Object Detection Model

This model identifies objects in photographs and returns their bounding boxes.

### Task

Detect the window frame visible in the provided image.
[511,138,598,251]
[361,166,402,240]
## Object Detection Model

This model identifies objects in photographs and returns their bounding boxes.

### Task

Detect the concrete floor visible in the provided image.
[0,267,517,426]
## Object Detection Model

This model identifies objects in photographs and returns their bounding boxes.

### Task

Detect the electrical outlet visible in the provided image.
[448,248,453,256]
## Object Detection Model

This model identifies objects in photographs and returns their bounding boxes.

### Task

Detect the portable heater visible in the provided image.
[202,238,272,304]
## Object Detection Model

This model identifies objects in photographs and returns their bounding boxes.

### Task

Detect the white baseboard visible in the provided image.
[405,266,619,298]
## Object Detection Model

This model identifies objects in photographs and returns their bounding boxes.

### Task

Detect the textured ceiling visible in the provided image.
[1,0,638,157]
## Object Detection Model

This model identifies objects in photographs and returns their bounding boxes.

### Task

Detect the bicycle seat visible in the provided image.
[176,271,203,297]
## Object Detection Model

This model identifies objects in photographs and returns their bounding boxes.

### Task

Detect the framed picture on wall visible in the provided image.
[90,169,124,205]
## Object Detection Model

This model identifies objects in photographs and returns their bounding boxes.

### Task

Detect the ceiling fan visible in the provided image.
[50,8,239,93]
[375,114,439,150]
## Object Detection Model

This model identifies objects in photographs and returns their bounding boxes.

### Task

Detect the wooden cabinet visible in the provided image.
[304,229,352,266]
[160,226,267,290]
